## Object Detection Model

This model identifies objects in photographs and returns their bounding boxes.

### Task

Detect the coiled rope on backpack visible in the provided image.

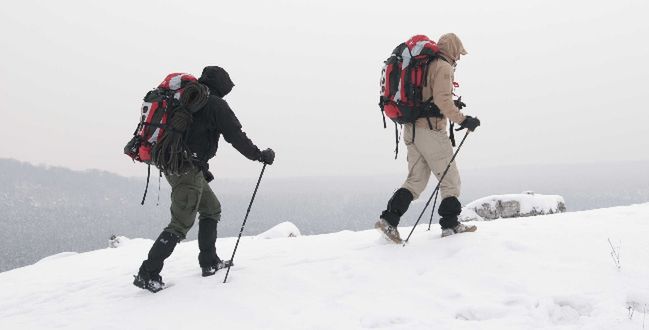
[180,82,210,113]
[151,82,209,175]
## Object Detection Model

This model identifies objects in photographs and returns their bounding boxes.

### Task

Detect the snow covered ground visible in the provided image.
[256,221,302,239]
[1,203,648,330]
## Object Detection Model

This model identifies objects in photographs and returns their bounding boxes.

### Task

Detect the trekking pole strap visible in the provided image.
[140,164,151,205]
[223,163,267,283]
[394,123,399,159]
[379,99,387,129]
[157,169,162,206]
[449,122,456,147]
[403,130,470,244]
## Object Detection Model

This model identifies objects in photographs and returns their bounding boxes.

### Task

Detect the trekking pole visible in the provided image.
[223,163,267,283]
[403,130,470,245]
[426,188,440,231]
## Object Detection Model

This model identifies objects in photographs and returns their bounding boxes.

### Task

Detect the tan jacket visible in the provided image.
[417,33,467,132]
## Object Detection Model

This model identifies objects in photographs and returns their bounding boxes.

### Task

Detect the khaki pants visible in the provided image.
[401,124,461,200]
[164,169,222,239]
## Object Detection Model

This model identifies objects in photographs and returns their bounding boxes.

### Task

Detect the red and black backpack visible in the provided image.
[379,35,445,157]
[379,35,443,126]
[124,73,208,204]
[124,73,200,164]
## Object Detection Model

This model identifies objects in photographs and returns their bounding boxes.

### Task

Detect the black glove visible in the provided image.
[458,116,480,132]
[259,148,275,165]
[454,96,466,110]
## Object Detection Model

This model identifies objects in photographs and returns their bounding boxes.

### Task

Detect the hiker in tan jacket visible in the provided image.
[376,33,481,242]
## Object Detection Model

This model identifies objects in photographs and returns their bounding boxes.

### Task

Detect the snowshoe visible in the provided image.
[441,222,477,238]
[133,273,165,293]
[375,218,403,244]
[201,259,233,277]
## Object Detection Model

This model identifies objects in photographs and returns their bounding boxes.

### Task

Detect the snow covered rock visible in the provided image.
[460,191,566,221]
[256,221,301,239]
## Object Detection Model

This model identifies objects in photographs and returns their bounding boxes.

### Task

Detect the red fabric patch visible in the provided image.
[384,65,393,98]
[138,144,152,162]
[158,73,197,90]
[383,103,401,119]
[406,35,430,49]
[405,35,439,53]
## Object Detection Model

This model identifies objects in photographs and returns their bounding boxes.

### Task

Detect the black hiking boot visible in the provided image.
[133,272,166,293]
[201,259,233,277]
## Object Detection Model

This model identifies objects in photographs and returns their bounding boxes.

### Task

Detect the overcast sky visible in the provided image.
[1,0,648,179]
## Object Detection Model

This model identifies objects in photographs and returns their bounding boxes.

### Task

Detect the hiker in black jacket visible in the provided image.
[134,66,275,292]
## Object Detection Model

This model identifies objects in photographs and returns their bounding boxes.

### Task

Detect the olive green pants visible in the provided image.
[164,169,221,239]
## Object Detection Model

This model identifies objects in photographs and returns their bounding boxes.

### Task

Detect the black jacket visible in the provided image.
[186,97,261,162]
[186,66,261,163]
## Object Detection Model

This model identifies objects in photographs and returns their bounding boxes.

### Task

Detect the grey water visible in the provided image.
[1,158,648,272]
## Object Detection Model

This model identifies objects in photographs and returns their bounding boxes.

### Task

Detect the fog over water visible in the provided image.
[1,158,648,272]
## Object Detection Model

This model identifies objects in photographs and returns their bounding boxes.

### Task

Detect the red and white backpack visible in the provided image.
[124,73,208,204]
[379,35,443,126]
[378,35,448,157]
[124,73,199,163]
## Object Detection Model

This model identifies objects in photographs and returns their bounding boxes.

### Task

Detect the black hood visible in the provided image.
[198,66,234,97]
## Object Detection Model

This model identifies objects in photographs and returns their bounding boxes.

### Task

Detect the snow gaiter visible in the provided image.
[438,196,462,229]
[198,218,220,268]
[381,188,414,227]
[139,231,180,276]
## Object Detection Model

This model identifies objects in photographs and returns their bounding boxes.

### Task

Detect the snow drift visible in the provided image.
[1,203,648,330]
[256,221,301,239]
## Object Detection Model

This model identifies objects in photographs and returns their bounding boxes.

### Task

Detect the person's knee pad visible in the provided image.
[438,196,462,218]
